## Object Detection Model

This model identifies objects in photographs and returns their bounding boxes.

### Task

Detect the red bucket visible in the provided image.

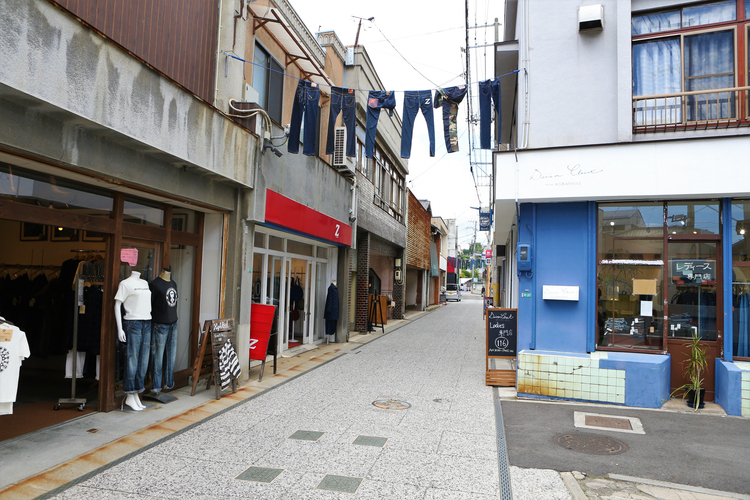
[250,303,275,361]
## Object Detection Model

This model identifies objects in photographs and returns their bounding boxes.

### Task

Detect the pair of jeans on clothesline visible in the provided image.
[288,80,321,156]
[478,77,501,150]
[434,85,468,153]
[365,90,397,158]
[325,87,357,158]
[400,90,435,159]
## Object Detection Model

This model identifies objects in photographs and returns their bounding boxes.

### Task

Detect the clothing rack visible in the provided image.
[55,250,103,412]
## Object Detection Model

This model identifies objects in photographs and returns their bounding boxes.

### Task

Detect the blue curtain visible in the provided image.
[632,39,682,125]
[684,30,735,120]
[738,293,749,358]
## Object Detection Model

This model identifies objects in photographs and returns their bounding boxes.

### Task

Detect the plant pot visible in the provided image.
[685,388,705,409]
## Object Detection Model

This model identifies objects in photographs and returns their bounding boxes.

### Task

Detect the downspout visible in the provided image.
[213,0,225,107]
[350,176,358,250]
[530,203,537,350]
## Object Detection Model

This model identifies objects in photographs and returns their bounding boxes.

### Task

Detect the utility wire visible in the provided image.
[371,22,442,89]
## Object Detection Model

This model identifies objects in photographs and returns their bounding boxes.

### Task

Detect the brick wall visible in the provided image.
[406,190,430,270]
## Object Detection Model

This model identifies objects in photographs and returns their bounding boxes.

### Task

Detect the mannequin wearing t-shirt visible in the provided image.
[114,270,152,411]
[149,267,178,396]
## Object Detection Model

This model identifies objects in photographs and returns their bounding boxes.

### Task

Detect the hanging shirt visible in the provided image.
[0,324,31,415]
[149,277,178,325]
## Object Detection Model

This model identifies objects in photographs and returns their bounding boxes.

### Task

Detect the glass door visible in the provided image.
[666,240,721,400]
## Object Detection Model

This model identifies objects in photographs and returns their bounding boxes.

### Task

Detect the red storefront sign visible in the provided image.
[265,190,352,246]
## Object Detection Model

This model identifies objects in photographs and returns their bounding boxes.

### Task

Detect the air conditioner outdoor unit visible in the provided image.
[333,127,347,167]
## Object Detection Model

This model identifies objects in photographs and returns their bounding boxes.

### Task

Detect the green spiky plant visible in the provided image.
[670,332,708,411]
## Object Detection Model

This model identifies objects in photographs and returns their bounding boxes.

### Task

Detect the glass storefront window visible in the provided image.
[287,240,313,256]
[668,241,717,341]
[731,200,750,358]
[0,162,113,216]
[255,232,266,249]
[317,247,328,259]
[171,208,197,233]
[171,244,195,372]
[598,264,664,350]
[598,203,664,351]
[667,201,720,235]
[124,197,164,227]
[268,235,283,251]
[251,252,263,303]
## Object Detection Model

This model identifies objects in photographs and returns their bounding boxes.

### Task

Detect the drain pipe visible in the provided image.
[349,176,358,249]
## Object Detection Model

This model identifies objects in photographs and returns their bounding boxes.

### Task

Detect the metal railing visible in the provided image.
[633,86,750,132]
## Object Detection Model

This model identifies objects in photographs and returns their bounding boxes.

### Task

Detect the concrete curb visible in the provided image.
[608,474,750,500]
[560,472,588,500]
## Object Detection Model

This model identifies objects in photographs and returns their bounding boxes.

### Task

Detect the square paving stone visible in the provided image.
[317,474,363,493]
[352,435,389,447]
[288,430,325,441]
[236,466,284,483]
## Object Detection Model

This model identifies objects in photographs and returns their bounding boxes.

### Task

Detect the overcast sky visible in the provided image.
[290,0,503,250]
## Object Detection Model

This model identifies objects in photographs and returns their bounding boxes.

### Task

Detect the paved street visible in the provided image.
[44,298,535,499]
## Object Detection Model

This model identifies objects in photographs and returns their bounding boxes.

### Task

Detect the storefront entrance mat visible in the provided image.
[352,435,388,447]
[288,430,325,441]
[236,466,284,483]
[317,474,363,493]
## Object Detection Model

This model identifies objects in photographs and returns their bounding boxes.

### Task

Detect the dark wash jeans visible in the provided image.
[288,80,320,156]
[479,77,501,149]
[400,90,435,159]
[123,319,151,394]
[326,87,356,157]
[434,85,468,153]
[365,90,397,158]
[151,322,177,392]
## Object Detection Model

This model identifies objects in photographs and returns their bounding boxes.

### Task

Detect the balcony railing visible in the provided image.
[633,86,750,133]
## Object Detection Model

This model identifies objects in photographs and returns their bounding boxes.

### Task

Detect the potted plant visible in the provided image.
[670,332,708,411]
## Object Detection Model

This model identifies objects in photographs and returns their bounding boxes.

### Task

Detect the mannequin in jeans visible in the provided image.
[149,267,178,397]
[115,270,152,411]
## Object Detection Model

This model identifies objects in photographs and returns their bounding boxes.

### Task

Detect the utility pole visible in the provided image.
[352,16,374,46]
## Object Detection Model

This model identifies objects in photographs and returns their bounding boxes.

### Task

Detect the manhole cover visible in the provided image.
[553,433,628,455]
[372,398,411,410]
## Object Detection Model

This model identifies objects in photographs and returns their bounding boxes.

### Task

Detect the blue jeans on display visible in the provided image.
[326,87,356,157]
[123,320,151,394]
[434,85,468,153]
[365,90,397,158]
[479,78,501,150]
[400,90,435,159]
[150,322,177,392]
[288,80,320,156]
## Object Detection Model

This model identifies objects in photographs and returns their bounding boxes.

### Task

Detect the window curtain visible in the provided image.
[684,30,735,120]
[632,39,681,125]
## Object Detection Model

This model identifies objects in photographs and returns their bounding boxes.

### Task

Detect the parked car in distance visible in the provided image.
[445,283,461,302]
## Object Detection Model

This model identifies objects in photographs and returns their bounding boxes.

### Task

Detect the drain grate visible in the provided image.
[553,433,628,455]
[317,474,363,493]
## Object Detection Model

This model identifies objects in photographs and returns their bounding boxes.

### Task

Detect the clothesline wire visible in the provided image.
[222,51,519,95]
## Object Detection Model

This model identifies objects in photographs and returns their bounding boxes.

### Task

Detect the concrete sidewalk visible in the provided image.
[0,309,435,499]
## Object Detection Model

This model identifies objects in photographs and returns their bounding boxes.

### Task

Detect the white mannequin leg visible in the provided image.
[125,393,143,411]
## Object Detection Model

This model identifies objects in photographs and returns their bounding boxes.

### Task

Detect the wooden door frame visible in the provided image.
[664,237,723,401]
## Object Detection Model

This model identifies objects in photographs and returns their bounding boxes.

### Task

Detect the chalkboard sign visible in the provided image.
[486,308,517,358]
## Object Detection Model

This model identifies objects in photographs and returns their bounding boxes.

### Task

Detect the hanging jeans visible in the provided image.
[150,322,177,392]
[123,319,151,394]
[365,90,397,158]
[325,87,357,157]
[288,80,320,156]
[478,77,501,150]
[400,90,435,159]
[434,85,468,153]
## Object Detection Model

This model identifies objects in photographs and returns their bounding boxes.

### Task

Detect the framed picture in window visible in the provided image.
[50,226,79,242]
[20,222,47,241]
[82,230,106,242]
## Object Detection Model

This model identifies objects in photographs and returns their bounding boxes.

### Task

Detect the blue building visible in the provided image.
[494,0,750,416]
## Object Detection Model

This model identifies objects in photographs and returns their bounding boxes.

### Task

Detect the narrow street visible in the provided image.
[45,298,527,499]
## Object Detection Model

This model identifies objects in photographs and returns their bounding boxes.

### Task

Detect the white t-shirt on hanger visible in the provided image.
[0,324,31,415]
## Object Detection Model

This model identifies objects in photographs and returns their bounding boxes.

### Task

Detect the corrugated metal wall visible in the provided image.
[51,0,218,103]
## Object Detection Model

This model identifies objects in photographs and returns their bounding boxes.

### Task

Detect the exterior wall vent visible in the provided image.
[579,4,603,31]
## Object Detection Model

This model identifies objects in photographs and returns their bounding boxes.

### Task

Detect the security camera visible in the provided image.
[349,216,356,223]
[263,144,283,157]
